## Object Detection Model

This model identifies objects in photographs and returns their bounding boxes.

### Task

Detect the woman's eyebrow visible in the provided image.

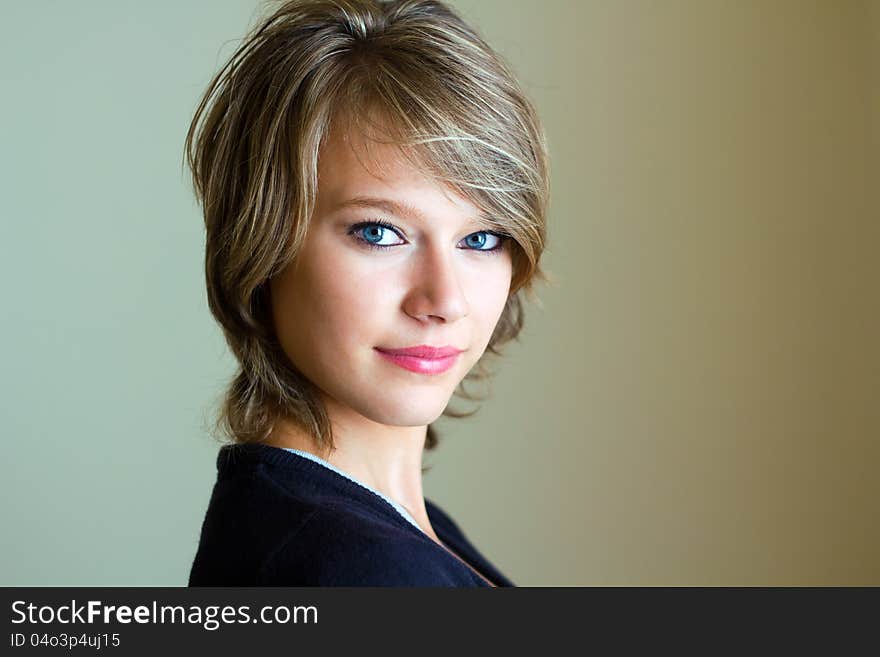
[333,195,486,227]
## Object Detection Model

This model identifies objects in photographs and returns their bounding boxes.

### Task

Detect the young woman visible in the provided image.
[186,0,550,586]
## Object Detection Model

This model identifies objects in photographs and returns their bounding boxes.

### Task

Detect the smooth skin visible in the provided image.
[266,117,511,580]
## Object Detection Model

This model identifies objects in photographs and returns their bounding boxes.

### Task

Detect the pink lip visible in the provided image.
[374,345,464,375]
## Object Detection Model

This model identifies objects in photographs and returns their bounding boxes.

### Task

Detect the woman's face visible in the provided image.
[269,124,513,430]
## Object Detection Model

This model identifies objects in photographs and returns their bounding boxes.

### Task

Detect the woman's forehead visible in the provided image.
[315,124,480,222]
[318,122,416,188]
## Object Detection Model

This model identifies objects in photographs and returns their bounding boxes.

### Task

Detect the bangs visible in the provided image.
[316,51,546,291]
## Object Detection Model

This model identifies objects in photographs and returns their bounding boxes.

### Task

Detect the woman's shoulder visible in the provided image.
[257,506,467,586]
[191,443,481,586]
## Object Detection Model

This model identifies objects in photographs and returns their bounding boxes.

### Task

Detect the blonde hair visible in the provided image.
[184,0,551,453]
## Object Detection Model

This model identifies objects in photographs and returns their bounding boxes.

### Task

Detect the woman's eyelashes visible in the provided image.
[347,220,509,255]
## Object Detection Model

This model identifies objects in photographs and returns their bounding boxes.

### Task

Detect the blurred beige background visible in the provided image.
[1,0,877,585]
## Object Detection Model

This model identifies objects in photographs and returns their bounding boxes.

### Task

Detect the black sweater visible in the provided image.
[188,443,515,587]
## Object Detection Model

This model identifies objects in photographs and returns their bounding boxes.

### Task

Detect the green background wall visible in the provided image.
[1,0,877,585]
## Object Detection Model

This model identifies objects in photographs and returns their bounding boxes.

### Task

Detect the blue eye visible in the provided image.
[348,220,509,255]
[351,221,405,247]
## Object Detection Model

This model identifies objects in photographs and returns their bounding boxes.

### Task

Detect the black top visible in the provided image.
[188,442,515,587]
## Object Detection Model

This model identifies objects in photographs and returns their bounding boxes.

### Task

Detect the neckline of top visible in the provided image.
[279,446,426,535]
[277,447,499,587]
[218,442,500,587]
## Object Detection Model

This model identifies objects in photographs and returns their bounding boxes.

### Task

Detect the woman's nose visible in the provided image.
[402,247,470,324]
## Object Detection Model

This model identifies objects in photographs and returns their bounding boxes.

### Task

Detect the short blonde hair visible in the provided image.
[184,0,551,452]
